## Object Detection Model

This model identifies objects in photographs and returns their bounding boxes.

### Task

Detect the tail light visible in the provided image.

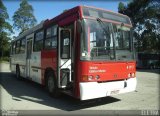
[131,73,135,77]
[82,75,88,81]
[128,73,131,78]
[128,73,135,78]
[88,75,93,81]
[95,75,100,80]
[82,75,100,81]
[82,75,94,81]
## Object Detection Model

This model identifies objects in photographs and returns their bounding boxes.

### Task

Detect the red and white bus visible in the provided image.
[10,5,137,100]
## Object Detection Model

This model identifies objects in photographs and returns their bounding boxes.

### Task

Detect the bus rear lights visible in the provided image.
[88,75,94,81]
[82,75,94,81]
[95,75,100,80]
[82,75,88,81]
[131,73,135,77]
[128,73,131,78]
[127,65,135,70]
[128,73,135,78]
[126,66,129,69]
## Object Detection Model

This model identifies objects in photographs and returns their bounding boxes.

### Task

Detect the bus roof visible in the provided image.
[44,5,131,26]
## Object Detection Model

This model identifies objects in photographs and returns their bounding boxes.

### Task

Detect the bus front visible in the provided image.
[78,6,137,100]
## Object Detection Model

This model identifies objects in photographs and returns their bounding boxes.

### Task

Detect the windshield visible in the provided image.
[80,19,134,61]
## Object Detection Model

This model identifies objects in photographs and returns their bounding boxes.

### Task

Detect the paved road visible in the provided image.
[0,63,159,115]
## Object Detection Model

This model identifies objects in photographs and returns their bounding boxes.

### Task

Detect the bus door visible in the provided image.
[26,34,33,78]
[58,28,72,88]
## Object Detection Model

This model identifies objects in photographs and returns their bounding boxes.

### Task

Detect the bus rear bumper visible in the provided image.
[79,77,137,100]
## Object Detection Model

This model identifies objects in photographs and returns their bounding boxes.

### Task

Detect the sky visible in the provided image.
[3,0,129,37]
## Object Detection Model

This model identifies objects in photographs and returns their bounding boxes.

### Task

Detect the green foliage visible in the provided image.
[118,2,125,13]
[0,56,10,62]
[118,0,160,52]
[0,0,12,32]
[0,0,12,58]
[12,0,37,34]
[63,9,68,13]
[0,32,11,58]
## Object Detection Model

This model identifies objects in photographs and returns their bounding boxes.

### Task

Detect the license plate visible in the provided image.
[110,90,119,95]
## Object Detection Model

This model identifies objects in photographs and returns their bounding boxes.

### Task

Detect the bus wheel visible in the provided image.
[16,65,21,80]
[46,71,60,98]
[150,64,154,69]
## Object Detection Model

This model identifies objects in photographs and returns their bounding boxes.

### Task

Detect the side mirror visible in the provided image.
[77,20,82,33]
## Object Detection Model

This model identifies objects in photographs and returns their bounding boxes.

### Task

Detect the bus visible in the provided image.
[136,52,160,69]
[10,5,137,100]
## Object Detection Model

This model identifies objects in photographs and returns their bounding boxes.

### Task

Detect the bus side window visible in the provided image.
[13,42,16,54]
[33,30,44,51]
[15,40,21,54]
[61,30,70,59]
[11,42,15,55]
[44,25,57,49]
[20,38,26,53]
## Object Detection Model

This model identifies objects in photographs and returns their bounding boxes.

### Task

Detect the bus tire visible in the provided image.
[150,64,154,69]
[46,71,60,98]
[16,65,21,80]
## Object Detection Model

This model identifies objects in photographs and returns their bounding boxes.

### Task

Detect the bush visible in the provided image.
[0,57,10,62]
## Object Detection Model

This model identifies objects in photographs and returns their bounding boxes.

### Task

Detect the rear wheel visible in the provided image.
[16,65,21,80]
[46,71,60,97]
[150,64,154,69]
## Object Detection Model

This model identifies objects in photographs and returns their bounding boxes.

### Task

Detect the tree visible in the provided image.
[12,0,37,34]
[118,2,125,14]
[63,9,68,13]
[0,0,12,58]
[118,0,160,52]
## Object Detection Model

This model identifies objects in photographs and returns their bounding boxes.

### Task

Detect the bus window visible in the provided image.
[15,40,20,54]
[11,42,15,55]
[45,26,57,49]
[34,30,44,51]
[61,30,70,59]
[20,38,26,53]
[27,40,32,59]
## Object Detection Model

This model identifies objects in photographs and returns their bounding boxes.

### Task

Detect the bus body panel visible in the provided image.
[30,52,41,84]
[11,53,26,76]
[41,49,58,85]
[79,61,136,82]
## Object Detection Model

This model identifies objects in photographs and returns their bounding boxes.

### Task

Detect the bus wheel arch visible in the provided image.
[44,68,55,85]
[44,68,60,97]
